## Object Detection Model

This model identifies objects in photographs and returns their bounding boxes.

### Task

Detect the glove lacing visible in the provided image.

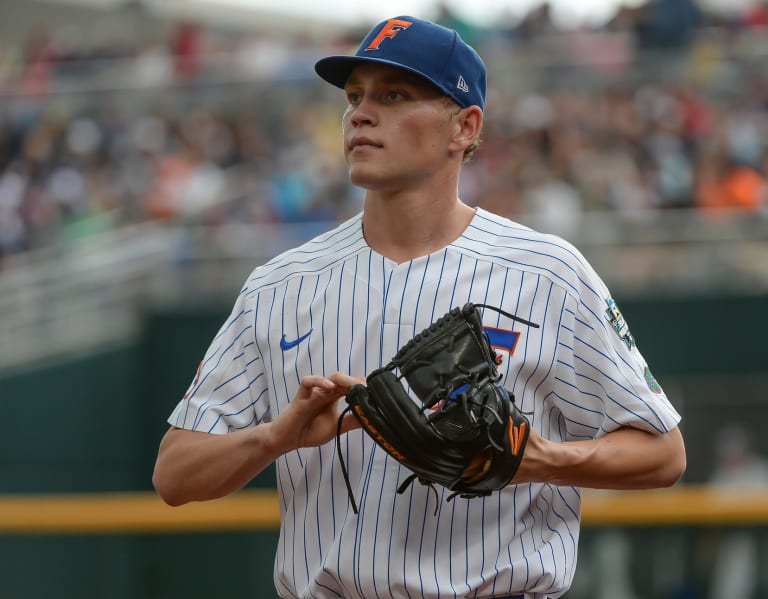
[397,473,441,515]
[335,407,442,515]
[336,405,359,514]
[473,303,540,329]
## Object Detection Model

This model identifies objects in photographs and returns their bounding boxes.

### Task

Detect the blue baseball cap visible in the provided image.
[315,16,486,110]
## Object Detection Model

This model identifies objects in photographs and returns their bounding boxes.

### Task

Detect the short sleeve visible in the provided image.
[167,284,269,434]
[553,268,681,439]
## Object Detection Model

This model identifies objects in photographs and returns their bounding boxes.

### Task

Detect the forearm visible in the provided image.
[152,374,362,507]
[518,426,686,490]
[152,425,281,506]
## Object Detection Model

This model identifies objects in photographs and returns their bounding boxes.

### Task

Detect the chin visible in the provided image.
[348,167,382,189]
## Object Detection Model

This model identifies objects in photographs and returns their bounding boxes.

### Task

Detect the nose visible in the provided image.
[347,96,376,128]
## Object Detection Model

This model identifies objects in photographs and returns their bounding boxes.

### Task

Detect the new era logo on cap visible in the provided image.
[315,16,486,110]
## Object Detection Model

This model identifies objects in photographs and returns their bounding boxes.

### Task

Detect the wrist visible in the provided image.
[516,433,592,485]
[251,422,287,463]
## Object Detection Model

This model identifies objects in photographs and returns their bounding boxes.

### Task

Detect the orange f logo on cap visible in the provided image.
[366,19,412,50]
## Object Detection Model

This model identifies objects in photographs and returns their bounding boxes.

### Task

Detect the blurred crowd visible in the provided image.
[0,0,767,263]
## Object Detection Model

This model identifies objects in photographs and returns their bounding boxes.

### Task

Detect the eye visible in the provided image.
[345,90,361,105]
[385,90,403,102]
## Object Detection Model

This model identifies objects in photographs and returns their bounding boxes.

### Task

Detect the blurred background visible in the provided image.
[0,0,767,597]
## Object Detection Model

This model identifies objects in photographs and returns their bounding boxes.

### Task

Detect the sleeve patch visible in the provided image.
[604,297,636,350]
[644,366,663,394]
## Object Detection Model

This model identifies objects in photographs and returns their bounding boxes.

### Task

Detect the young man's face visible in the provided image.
[341,63,464,192]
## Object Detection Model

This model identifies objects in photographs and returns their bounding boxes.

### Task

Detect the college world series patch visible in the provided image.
[604,297,636,350]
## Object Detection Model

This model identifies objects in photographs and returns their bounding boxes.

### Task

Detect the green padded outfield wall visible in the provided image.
[0,309,280,599]
[0,294,766,599]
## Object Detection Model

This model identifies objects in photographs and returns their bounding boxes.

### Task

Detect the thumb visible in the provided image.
[339,411,362,435]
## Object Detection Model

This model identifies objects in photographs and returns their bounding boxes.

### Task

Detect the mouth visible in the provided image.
[348,137,382,152]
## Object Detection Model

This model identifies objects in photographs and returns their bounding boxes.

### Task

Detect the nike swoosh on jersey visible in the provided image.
[280,330,312,350]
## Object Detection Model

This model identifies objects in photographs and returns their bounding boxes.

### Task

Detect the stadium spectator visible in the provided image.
[743,1,768,28]
[0,11,766,260]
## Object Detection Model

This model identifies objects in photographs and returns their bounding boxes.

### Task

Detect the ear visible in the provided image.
[449,105,483,155]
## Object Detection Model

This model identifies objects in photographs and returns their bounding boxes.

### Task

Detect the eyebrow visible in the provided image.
[345,70,432,89]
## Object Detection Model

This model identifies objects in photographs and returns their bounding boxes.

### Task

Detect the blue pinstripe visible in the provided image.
[166,209,681,599]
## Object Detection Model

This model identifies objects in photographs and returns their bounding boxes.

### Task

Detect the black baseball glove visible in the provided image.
[337,303,539,513]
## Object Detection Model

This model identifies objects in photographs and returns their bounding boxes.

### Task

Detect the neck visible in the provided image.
[361,191,476,263]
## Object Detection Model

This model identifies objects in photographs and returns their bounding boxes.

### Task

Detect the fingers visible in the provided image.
[299,375,336,394]
[284,373,363,450]
[296,373,365,413]
[326,373,364,434]
[327,371,366,391]
[300,373,364,390]
[295,375,340,406]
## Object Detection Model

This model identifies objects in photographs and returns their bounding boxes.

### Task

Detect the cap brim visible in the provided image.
[315,55,448,97]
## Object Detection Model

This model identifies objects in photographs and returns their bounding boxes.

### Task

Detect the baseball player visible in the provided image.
[153,16,686,599]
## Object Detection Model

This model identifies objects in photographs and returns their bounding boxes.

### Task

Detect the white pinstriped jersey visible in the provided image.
[168,207,681,599]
